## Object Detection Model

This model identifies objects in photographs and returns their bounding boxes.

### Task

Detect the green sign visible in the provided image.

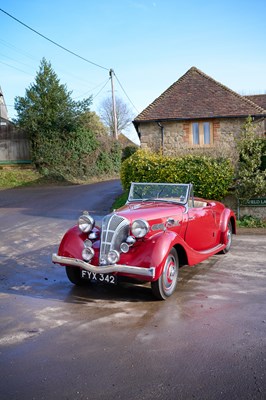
[240,198,266,207]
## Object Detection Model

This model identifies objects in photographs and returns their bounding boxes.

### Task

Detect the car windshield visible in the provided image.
[127,183,190,205]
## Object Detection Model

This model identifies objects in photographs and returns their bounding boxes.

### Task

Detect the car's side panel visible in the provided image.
[184,206,219,251]
[119,230,226,281]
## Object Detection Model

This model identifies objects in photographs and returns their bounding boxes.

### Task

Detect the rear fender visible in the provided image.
[220,208,236,244]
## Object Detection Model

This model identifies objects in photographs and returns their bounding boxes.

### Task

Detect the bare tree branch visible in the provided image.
[99,96,133,137]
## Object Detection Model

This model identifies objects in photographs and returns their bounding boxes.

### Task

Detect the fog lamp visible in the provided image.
[84,239,93,248]
[82,247,95,261]
[107,250,120,264]
[88,232,98,240]
[126,236,136,245]
[120,242,130,253]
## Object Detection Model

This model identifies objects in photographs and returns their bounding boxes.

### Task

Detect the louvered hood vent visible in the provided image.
[100,213,130,265]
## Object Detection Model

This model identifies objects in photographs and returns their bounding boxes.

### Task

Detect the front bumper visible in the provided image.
[52,254,155,278]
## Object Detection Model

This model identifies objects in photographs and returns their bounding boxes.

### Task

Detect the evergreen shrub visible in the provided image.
[120,149,234,200]
[35,128,121,181]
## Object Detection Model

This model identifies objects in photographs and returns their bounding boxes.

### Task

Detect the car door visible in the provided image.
[184,205,218,251]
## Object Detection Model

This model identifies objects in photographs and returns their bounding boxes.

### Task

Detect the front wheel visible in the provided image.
[151,248,179,300]
[65,266,88,286]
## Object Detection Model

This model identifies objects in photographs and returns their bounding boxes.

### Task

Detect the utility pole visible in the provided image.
[109,69,118,140]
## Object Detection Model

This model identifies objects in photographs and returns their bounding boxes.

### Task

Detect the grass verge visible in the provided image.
[0,168,47,189]
[112,191,128,210]
[0,167,119,190]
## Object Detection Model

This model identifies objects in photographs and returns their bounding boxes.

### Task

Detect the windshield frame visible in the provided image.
[127,182,192,205]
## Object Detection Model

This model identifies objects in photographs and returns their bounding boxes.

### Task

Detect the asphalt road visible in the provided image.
[0,180,265,400]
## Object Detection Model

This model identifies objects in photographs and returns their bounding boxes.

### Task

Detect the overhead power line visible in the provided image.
[93,77,111,100]
[72,78,110,100]
[0,8,109,71]
[113,71,139,114]
[0,60,33,76]
[0,8,140,128]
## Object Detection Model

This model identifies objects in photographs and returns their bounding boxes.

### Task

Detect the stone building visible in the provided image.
[133,67,266,163]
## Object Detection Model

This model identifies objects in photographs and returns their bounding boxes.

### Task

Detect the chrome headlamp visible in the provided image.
[131,219,149,238]
[78,212,95,233]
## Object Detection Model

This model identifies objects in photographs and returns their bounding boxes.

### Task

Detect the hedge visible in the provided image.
[120,149,234,200]
[34,128,121,181]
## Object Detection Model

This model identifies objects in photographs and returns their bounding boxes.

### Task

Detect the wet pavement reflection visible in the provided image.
[0,181,266,400]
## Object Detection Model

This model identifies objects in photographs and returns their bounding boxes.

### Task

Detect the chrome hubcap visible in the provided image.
[163,255,177,291]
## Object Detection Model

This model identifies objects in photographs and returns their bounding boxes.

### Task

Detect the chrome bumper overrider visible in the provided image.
[52,254,155,278]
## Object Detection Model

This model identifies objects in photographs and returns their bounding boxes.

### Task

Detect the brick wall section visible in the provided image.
[213,121,220,141]
[182,122,190,144]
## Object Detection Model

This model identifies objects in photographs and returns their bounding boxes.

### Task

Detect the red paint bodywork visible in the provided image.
[56,198,236,282]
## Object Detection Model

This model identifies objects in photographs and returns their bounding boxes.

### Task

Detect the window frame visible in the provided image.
[190,121,213,146]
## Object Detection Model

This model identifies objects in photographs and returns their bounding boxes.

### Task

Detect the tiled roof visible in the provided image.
[118,133,138,148]
[245,94,266,111]
[134,67,265,122]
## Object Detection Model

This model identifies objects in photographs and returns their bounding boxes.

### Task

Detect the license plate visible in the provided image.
[81,269,117,285]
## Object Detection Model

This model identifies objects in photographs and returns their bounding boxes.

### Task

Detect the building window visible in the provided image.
[191,122,213,146]
[192,123,199,144]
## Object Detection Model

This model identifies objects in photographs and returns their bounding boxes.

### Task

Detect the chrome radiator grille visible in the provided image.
[100,213,129,265]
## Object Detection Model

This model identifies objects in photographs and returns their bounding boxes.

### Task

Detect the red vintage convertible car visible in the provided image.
[52,182,236,300]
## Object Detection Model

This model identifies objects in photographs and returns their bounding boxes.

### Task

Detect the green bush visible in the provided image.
[236,117,266,199]
[34,128,121,181]
[237,215,266,228]
[121,149,234,200]
[121,145,138,161]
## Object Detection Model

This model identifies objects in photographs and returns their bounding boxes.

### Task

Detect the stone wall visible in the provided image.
[138,122,162,152]
[219,194,266,221]
[239,206,266,221]
[138,117,265,162]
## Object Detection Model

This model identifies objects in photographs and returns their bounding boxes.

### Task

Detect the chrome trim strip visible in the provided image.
[198,244,224,255]
[52,254,155,278]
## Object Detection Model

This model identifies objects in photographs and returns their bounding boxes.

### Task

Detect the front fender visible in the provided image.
[57,226,87,260]
[128,231,181,281]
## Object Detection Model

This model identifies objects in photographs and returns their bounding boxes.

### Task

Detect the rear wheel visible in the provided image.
[220,221,233,254]
[151,248,179,300]
[65,266,88,286]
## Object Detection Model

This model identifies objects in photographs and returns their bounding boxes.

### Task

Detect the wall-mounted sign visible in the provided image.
[240,198,266,207]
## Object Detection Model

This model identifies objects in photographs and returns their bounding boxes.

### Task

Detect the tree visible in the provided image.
[78,111,108,137]
[236,116,266,200]
[14,58,92,168]
[14,57,92,141]
[14,58,122,180]
[99,96,133,138]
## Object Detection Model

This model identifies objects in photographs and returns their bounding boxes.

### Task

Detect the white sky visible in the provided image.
[1,0,266,144]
